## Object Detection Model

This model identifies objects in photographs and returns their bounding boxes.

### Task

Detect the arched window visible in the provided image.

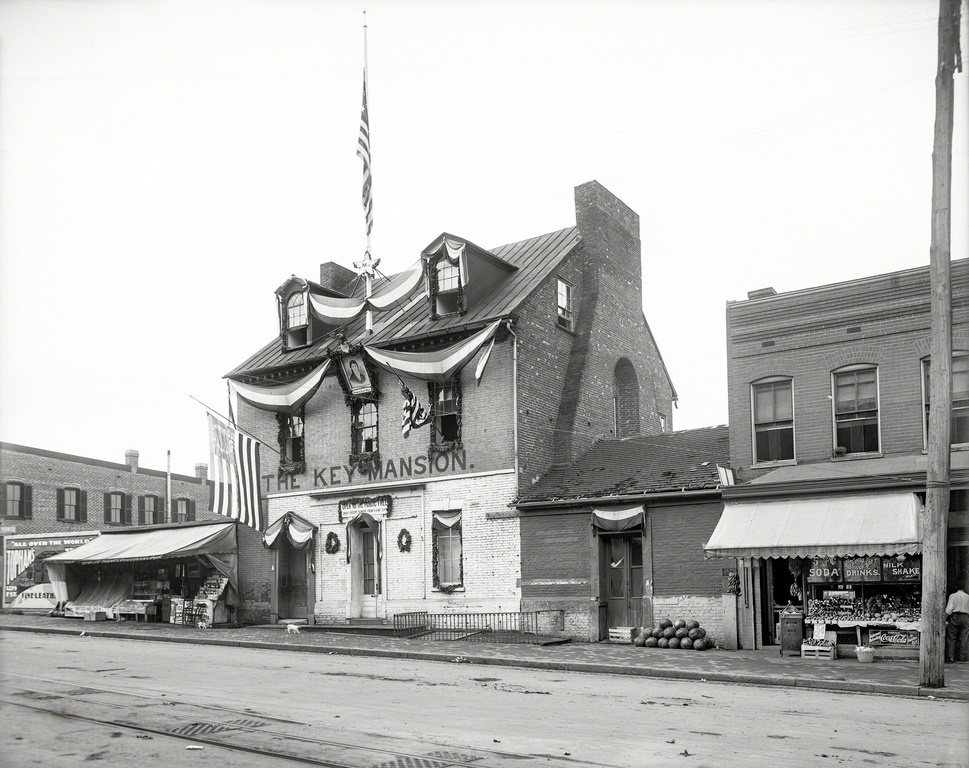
[286,292,306,329]
[613,359,640,438]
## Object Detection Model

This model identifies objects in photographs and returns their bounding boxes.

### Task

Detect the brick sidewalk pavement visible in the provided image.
[2,612,966,701]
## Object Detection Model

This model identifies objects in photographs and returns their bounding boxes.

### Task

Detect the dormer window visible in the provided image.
[284,292,308,348]
[434,258,463,316]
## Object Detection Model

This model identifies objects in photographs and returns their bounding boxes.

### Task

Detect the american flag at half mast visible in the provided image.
[357,70,373,236]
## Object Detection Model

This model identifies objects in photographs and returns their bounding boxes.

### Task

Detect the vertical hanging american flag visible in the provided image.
[401,384,431,438]
[357,71,373,236]
[208,413,263,531]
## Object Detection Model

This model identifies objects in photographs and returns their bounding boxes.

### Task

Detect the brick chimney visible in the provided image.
[319,261,358,296]
[195,463,208,481]
[552,181,645,467]
[125,449,139,471]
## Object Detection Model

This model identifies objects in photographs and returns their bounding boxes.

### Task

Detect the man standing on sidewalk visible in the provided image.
[945,580,969,662]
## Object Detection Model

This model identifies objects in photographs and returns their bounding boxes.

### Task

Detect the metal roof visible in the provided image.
[227,226,580,379]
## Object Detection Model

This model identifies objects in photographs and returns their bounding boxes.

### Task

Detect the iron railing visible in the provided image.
[393,610,563,644]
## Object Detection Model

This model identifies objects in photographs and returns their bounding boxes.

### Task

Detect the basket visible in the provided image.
[801,643,836,660]
[856,647,875,663]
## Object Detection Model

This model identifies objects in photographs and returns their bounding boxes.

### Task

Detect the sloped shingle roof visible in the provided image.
[515,425,730,505]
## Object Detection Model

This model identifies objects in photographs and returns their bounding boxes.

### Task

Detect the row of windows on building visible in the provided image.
[751,354,969,464]
[0,485,197,525]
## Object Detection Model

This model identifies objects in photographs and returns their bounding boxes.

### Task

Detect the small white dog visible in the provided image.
[196,619,210,630]
[285,623,300,635]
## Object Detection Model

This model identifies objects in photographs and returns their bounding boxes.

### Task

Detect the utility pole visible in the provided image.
[921,0,962,689]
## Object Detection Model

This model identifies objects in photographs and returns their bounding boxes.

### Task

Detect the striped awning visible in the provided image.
[703,493,922,559]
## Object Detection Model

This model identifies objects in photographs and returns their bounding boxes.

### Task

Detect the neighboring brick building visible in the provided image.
[0,442,270,623]
[514,427,731,643]
[707,260,969,656]
[227,181,676,628]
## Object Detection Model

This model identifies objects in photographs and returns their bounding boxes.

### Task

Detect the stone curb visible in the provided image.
[4,622,966,702]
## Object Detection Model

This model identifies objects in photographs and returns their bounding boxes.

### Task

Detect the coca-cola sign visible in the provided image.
[868,629,920,647]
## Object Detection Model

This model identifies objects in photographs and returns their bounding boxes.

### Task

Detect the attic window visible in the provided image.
[434,258,464,316]
[283,292,309,349]
[556,279,574,331]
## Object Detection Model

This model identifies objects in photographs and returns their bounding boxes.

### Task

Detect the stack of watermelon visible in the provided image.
[633,618,713,650]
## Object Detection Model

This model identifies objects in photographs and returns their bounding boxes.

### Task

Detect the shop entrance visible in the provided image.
[762,558,802,645]
[276,544,309,622]
[603,533,643,628]
[347,515,380,619]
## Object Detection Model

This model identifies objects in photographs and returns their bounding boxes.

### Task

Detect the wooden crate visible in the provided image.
[608,627,637,644]
[801,643,836,660]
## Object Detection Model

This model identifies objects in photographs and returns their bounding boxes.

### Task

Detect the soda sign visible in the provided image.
[807,557,844,583]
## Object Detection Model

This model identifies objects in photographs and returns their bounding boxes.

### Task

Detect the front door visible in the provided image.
[277,544,308,622]
[605,534,643,628]
[360,529,377,618]
[348,519,380,619]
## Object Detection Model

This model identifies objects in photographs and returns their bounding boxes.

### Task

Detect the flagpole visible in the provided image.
[359,11,375,334]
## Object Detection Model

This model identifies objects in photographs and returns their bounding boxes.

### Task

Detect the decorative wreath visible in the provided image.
[324,531,341,555]
[397,528,412,553]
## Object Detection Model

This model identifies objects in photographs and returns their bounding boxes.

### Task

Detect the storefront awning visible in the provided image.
[46,522,238,564]
[703,493,922,559]
[592,504,645,532]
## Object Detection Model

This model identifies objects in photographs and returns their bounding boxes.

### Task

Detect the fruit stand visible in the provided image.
[803,554,921,656]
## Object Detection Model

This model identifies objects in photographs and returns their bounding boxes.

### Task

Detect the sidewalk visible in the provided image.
[2,612,967,701]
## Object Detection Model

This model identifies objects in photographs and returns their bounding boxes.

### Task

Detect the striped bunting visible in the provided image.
[364,320,500,382]
[229,361,330,414]
[208,414,263,531]
[356,71,373,236]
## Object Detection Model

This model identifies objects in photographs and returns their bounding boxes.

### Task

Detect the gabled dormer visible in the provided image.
[422,233,517,319]
[275,275,335,351]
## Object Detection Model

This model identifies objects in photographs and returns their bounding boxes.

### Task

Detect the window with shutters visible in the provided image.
[173,497,196,523]
[139,494,163,525]
[57,487,87,522]
[105,491,130,526]
[2,482,32,519]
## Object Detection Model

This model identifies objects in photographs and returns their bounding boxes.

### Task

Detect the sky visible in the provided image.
[1,0,967,477]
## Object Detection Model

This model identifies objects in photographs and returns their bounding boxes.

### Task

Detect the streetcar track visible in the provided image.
[1,680,516,768]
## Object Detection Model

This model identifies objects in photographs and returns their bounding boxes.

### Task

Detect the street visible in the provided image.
[1,631,966,767]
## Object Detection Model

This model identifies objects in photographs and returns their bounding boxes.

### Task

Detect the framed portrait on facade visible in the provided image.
[340,354,374,396]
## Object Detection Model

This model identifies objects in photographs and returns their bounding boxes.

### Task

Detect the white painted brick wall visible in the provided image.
[265,471,521,624]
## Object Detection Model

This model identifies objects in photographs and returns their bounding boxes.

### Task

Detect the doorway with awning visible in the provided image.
[262,512,317,625]
[593,504,646,635]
